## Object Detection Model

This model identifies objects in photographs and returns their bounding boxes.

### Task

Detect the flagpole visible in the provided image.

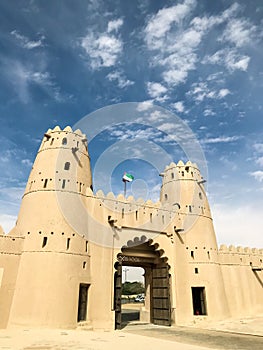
[123,180,127,197]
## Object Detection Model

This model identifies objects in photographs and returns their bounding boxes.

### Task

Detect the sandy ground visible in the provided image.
[0,316,262,350]
[0,327,216,350]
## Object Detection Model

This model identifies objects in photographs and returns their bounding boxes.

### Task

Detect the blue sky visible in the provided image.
[0,0,262,248]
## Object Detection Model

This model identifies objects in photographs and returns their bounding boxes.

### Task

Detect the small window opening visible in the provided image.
[201,207,204,214]
[185,166,189,172]
[199,192,202,200]
[162,215,165,224]
[150,213,153,223]
[135,210,138,220]
[122,208,124,219]
[195,268,199,274]
[43,179,48,188]
[191,251,194,259]
[207,251,210,259]
[171,172,174,179]
[192,287,207,315]
[164,194,168,200]
[85,241,88,253]
[42,237,48,248]
[67,238,70,250]
[83,261,87,269]
[50,138,54,145]
[64,162,70,170]
[182,171,184,177]
[77,141,79,147]
[79,182,82,192]
[189,205,192,213]
[191,172,194,177]
[62,137,67,145]
[62,179,66,189]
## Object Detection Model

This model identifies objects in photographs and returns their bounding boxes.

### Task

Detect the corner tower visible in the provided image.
[160,161,230,325]
[8,126,93,328]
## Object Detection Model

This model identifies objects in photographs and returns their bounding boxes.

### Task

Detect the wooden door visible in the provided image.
[152,264,171,326]
[114,262,122,329]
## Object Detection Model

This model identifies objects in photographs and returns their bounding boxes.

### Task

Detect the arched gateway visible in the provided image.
[114,236,171,329]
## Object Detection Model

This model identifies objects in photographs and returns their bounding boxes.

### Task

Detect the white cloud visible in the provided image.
[188,82,231,102]
[250,171,263,182]
[203,49,250,72]
[255,157,263,167]
[220,18,257,47]
[147,82,167,99]
[11,30,45,49]
[136,100,154,112]
[6,61,65,103]
[144,1,251,88]
[107,19,123,33]
[21,159,33,167]
[107,71,134,89]
[144,0,196,49]
[203,109,216,117]
[172,101,185,113]
[202,136,241,144]
[81,26,123,69]
[253,143,263,153]
[163,69,189,86]
[218,88,230,98]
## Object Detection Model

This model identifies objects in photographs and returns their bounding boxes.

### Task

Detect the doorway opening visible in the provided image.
[121,266,145,324]
[191,286,207,316]
[114,237,171,329]
[77,283,89,322]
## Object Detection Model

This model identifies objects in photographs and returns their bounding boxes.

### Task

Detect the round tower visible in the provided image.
[8,126,93,328]
[160,161,230,325]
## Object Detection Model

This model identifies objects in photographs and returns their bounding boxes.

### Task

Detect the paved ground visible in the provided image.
[123,322,263,350]
[0,316,262,350]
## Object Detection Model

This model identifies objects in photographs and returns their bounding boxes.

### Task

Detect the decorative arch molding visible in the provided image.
[116,235,170,267]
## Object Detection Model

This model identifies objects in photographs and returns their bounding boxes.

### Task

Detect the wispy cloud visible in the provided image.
[255,157,263,167]
[202,136,241,144]
[146,82,168,101]
[106,70,134,89]
[219,18,257,47]
[172,101,185,113]
[203,109,216,117]
[253,143,263,153]
[80,19,123,70]
[143,0,259,100]
[202,48,250,72]
[107,19,123,33]
[249,170,263,182]
[11,30,45,49]
[2,59,66,103]
[187,82,231,102]
[144,0,196,50]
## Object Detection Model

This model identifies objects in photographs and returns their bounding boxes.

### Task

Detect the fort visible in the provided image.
[0,126,262,330]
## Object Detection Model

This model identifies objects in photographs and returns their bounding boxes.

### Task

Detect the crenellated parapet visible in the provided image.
[84,188,179,234]
[162,160,203,182]
[160,161,210,220]
[219,244,263,268]
[0,235,24,256]
[22,125,92,198]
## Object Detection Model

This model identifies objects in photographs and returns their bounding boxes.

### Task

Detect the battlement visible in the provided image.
[0,234,24,255]
[38,125,88,153]
[219,244,263,255]
[219,244,263,268]
[162,160,203,182]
